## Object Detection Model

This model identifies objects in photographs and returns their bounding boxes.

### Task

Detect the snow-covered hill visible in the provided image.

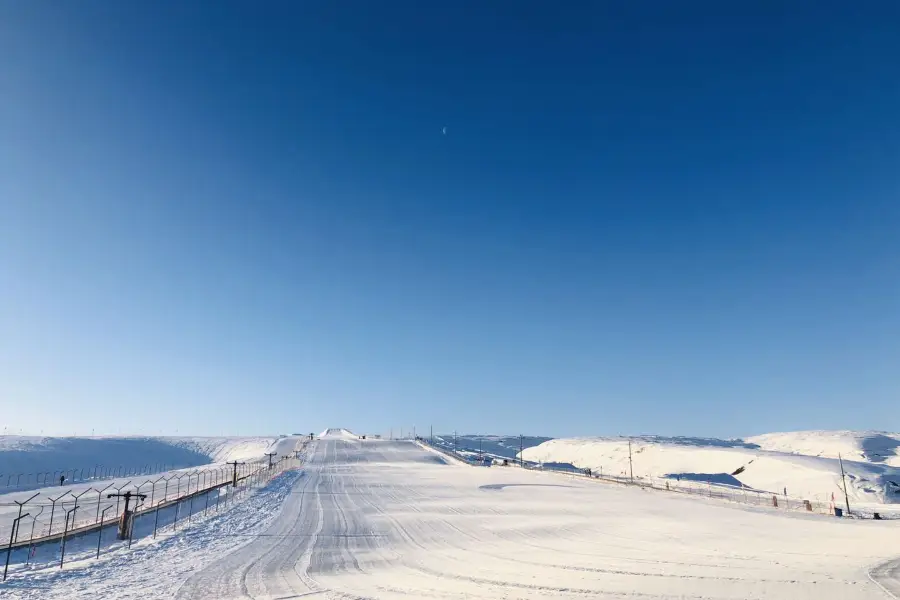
[521,431,900,505]
[0,435,284,483]
[162,437,284,463]
[747,430,900,467]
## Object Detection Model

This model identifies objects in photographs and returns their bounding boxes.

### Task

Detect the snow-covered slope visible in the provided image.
[521,433,900,505]
[7,439,900,600]
[747,430,900,467]
[0,435,284,482]
[319,428,358,440]
[164,437,284,463]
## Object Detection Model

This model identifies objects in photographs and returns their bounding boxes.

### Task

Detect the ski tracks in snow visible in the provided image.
[870,557,900,598]
[174,439,900,599]
[21,438,899,599]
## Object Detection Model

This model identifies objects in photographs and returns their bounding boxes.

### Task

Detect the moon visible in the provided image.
[442,126,447,135]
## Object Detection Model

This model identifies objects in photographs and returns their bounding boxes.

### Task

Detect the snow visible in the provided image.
[521,433,900,505]
[162,437,286,463]
[431,434,551,460]
[318,427,359,440]
[0,469,303,599]
[0,436,303,544]
[0,435,285,483]
[6,438,898,599]
[747,430,900,467]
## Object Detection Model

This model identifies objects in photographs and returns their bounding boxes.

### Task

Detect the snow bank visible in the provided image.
[522,434,900,505]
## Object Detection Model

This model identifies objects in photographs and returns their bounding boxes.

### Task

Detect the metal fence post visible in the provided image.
[3,513,29,581]
[24,505,44,565]
[97,504,113,558]
[153,500,161,539]
[59,507,77,569]
[3,493,38,581]
[48,491,72,537]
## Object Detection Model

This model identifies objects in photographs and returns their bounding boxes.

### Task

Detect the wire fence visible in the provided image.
[0,463,196,492]
[1,441,310,583]
[418,437,900,521]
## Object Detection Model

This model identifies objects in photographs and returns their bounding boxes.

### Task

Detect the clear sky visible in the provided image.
[1,2,897,439]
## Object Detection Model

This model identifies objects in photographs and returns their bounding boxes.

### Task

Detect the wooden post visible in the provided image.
[838,453,852,516]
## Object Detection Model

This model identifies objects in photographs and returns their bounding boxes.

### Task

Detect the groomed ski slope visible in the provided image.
[8,438,900,599]
[171,438,900,599]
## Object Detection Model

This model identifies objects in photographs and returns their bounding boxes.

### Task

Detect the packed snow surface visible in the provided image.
[318,427,359,439]
[521,432,900,505]
[8,438,899,599]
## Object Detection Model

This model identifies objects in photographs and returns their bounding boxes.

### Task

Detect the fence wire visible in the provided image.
[1,440,311,583]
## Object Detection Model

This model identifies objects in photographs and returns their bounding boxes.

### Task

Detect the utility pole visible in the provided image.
[106,491,146,540]
[226,461,243,487]
[520,434,524,468]
[838,453,851,516]
[430,425,433,445]
[628,439,634,483]
[264,453,277,469]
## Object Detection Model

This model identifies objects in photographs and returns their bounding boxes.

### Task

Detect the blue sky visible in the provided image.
[1,2,897,438]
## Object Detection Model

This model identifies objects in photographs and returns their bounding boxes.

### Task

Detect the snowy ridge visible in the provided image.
[522,432,900,505]
[747,430,900,467]
[0,435,284,479]
[164,437,284,463]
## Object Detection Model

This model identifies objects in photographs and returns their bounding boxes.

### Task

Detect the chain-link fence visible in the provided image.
[0,463,187,492]
[1,441,310,583]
